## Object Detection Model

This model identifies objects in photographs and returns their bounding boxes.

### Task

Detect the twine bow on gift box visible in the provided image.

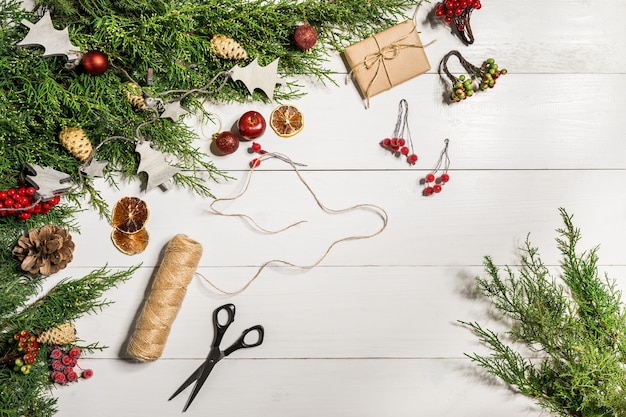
[346,23,434,108]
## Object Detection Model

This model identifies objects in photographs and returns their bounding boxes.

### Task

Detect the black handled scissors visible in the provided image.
[168,303,264,412]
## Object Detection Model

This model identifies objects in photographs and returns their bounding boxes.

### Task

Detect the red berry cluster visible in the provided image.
[380,138,418,165]
[249,141,264,168]
[0,186,60,220]
[12,330,40,375]
[49,346,93,385]
[434,0,481,44]
[423,172,451,196]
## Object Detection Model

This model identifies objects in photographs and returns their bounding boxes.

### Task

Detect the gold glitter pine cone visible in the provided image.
[125,82,147,110]
[58,126,93,162]
[37,322,76,345]
[210,34,248,60]
[12,225,75,276]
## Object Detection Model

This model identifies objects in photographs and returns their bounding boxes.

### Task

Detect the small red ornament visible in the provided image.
[293,24,318,51]
[82,50,109,76]
[213,131,240,155]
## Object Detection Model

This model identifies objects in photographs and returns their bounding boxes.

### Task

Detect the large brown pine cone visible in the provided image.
[12,225,75,276]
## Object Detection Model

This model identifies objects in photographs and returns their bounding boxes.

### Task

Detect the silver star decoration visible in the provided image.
[80,158,109,178]
[23,163,73,201]
[17,11,80,61]
[135,141,181,191]
[230,58,282,100]
[159,101,189,122]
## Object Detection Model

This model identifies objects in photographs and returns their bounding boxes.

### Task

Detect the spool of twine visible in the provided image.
[127,234,202,362]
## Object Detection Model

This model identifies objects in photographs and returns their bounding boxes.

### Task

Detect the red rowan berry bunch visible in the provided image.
[439,51,507,103]
[48,345,94,385]
[422,139,451,196]
[380,99,418,165]
[11,330,40,375]
[434,0,482,45]
[0,186,61,220]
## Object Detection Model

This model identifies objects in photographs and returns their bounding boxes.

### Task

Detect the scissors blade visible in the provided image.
[182,350,223,412]
[168,362,204,401]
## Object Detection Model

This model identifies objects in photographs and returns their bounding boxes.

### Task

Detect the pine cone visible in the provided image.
[37,323,76,345]
[125,82,147,110]
[210,35,248,60]
[12,225,75,276]
[58,127,93,162]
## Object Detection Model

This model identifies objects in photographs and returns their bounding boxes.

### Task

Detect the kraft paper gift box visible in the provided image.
[344,19,431,107]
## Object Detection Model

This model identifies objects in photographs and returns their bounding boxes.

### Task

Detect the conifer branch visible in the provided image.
[461,209,626,416]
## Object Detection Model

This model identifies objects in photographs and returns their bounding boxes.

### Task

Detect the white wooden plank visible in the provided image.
[199,73,624,171]
[321,0,626,74]
[55,358,541,417]
[68,169,626,271]
[63,265,626,360]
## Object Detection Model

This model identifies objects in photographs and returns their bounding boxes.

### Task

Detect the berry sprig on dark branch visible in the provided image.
[380,99,419,165]
[439,50,507,103]
[434,0,482,45]
[0,330,41,375]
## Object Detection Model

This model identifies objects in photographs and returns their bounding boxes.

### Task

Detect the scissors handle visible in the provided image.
[224,325,264,356]
[212,303,236,347]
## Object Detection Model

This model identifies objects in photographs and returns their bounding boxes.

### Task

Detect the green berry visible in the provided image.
[486,58,494,64]
[501,68,508,75]
[459,74,466,81]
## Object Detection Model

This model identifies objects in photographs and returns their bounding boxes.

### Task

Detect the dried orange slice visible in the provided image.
[270,105,304,137]
[111,228,149,255]
[111,196,149,234]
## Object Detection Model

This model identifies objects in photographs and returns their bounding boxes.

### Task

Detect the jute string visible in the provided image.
[127,234,203,362]
[201,151,389,295]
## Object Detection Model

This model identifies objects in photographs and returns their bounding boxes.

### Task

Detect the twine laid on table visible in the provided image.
[201,151,389,295]
[126,234,203,362]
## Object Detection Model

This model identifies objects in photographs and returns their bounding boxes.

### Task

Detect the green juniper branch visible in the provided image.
[461,208,626,417]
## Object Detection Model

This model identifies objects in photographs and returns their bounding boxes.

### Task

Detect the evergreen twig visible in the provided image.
[461,208,626,417]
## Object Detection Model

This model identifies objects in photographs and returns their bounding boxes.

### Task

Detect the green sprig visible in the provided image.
[461,209,626,417]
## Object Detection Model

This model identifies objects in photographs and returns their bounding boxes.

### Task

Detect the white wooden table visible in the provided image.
[55,1,626,415]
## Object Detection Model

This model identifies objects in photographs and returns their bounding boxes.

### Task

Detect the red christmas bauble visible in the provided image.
[82,51,109,76]
[293,24,318,51]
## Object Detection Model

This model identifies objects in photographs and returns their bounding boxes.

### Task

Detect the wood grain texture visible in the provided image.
[54,1,624,416]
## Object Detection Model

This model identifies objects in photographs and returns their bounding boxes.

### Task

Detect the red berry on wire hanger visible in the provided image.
[380,99,418,166]
[422,139,451,197]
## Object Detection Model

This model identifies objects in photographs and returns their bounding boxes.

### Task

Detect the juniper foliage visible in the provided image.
[461,209,626,417]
